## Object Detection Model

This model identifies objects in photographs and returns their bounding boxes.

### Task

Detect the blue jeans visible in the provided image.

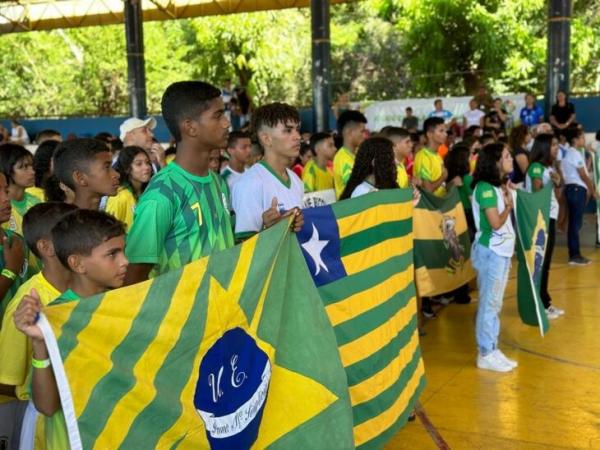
[472,242,511,356]
[565,184,587,258]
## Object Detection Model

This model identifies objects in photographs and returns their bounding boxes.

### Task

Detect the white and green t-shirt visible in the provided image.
[351,181,377,198]
[221,166,244,192]
[525,162,559,220]
[472,181,515,257]
[231,161,304,238]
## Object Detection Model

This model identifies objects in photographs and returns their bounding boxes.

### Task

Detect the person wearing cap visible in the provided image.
[119,117,165,172]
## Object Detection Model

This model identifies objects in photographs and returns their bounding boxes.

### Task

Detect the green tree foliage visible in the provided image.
[0,0,597,118]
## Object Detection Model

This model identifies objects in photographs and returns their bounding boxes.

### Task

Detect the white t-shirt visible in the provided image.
[561,147,588,189]
[10,125,29,144]
[221,166,244,192]
[351,181,377,198]
[232,161,304,235]
[524,164,559,219]
[463,109,485,128]
[472,183,516,257]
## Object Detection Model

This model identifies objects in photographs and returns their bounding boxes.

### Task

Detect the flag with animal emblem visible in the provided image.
[38,220,354,450]
[515,186,552,336]
[413,187,475,297]
[296,189,425,450]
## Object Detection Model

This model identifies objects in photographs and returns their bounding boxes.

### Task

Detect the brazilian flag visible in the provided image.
[413,187,475,297]
[297,189,425,449]
[38,221,354,449]
[515,186,552,336]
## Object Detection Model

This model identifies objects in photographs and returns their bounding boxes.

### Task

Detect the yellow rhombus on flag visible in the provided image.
[39,220,354,450]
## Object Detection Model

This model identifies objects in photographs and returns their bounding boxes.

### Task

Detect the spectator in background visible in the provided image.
[10,119,30,146]
[474,86,494,113]
[550,90,576,131]
[520,93,544,128]
[221,131,252,192]
[234,86,252,128]
[292,143,313,179]
[428,99,453,122]
[402,107,419,132]
[463,98,486,130]
[485,98,508,132]
[508,124,532,187]
[119,117,165,172]
[0,124,9,145]
[333,110,368,198]
[34,129,62,145]
[333,92,352,119]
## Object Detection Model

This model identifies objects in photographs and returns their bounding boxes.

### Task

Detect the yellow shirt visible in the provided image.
[0,272,60,400]
[333,146,355,199]
[26,186,45,202]
[4,192,42,237]
[105,186,137,231]
[302,159,334,192]
[396,162,409,188]
[414,147,446,197]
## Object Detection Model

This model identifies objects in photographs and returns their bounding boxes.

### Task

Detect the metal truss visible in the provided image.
[0,0,351,34]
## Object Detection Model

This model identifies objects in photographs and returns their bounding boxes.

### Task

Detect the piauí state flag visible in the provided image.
[297,189,426,450]
[38,221,355,450]
[515,186,552,336]
[413,187,475,297]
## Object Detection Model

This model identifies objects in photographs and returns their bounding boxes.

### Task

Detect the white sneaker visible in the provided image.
[547,305,565,316]
[545,308,560,320]
[477,352,514,372]
[493,349,518,368]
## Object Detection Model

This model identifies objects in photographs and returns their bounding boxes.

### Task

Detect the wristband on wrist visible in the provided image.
[32,357,51,369]
[1,268,17,281]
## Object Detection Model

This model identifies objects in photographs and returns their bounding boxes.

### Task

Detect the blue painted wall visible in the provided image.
[2,96,597,141]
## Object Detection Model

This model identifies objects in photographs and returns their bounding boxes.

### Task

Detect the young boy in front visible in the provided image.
[231,102,304,241]
[415,117,448,197]
[53,138,120,210]
[13,209,128,450]
[124,81,235,284]
[302,132,336,192]
[0,202,76,449]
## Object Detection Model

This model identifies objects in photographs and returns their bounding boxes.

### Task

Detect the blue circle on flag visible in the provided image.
[194,327,271,450]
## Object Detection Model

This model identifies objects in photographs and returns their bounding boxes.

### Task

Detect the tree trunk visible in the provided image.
[462,71,482,96]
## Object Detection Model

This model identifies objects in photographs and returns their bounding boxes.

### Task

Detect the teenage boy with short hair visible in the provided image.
[302,132,336,192]
[125,81,234,284]
[53,139,120,210]
[379,127,413,188]
[221,131,252,191]
[415,117,448,197]
[333,110,368,198]
[231,102,304,240]
[13,209,128,450]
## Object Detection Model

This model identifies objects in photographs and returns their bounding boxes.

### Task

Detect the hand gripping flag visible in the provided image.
[413,187,475,297]
[297,189,426,450]
[515,186,552,336]
[38,220,354,450]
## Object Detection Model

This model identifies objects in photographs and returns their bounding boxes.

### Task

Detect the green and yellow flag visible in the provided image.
[515,187,552,336]
[297,189,425,449]
[413,187,475,297]
[39,221,354,450]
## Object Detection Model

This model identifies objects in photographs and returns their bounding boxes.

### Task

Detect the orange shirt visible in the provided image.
[437,144,449,159]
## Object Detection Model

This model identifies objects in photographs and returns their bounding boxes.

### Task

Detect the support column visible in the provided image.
[311,0,331,132]
[544,0,571,119]
[124,0,147,117]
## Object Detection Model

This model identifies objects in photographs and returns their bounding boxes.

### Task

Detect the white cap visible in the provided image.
[119,117,157,141]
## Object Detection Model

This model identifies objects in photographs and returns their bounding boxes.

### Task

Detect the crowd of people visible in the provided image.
[0,81,598,449]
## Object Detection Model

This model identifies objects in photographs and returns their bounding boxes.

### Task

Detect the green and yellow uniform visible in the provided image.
[0,230,31,325]
[414,147,446,197]
[396,162,409,188]
[26,186,45,202]
[126,162,234,277]
[302,159,334,192]
[5,192,41,237]
[333,146,355,199]
[105,186,137,231]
